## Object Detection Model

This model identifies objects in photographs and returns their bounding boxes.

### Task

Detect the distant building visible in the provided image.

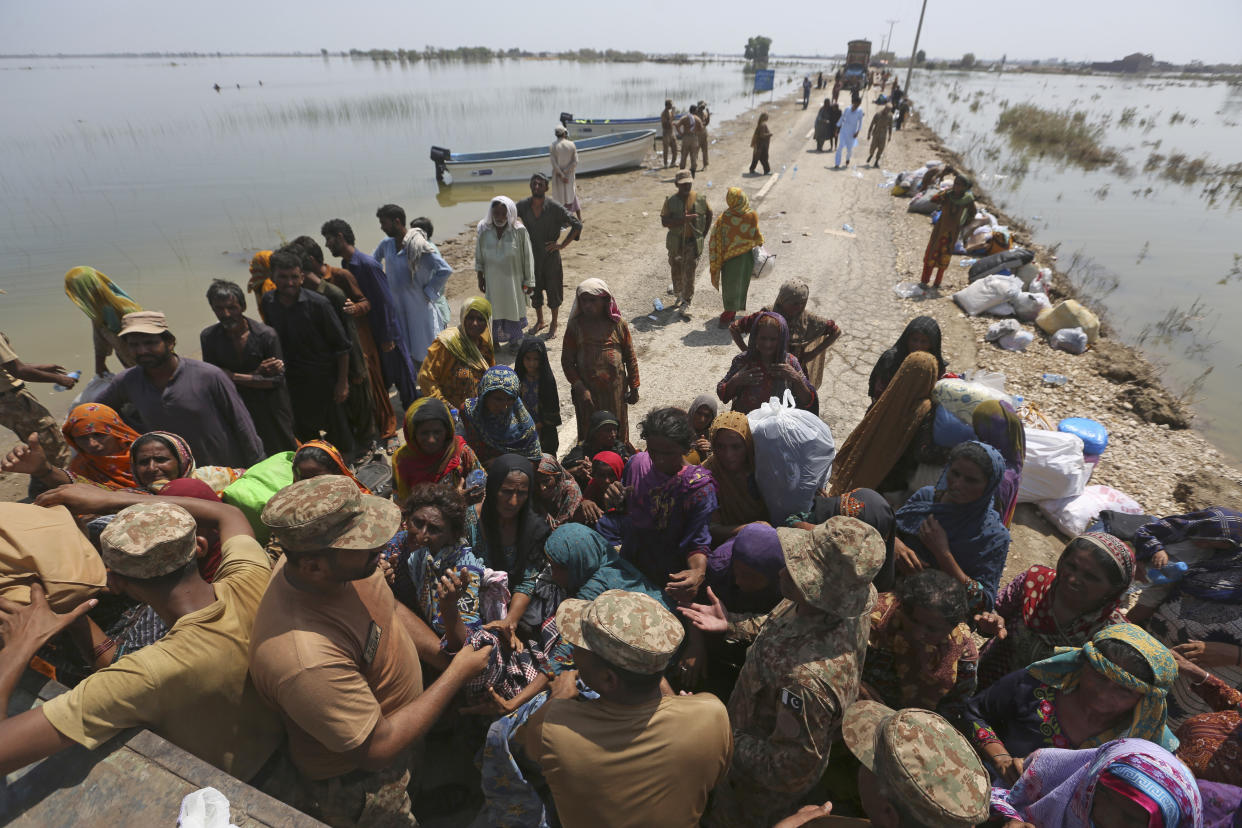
[1091,53,1155,73]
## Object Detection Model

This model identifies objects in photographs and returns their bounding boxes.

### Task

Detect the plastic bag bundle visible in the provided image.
[752,245,777,279]
[985,319,1022,341]
[1018,429,1089,503]
[967,248,1035,282]
[1049,327,1089,354]
[1038,485,1143,537]
[952,274,1023,316]
[748,390,835,524]
[933,377,1021,423]
[1058,417,1109,455]
[1012,291,1052,322]
[998,330,1034,351]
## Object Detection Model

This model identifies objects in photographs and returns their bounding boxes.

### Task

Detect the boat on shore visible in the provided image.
[430,129,656,184]
[559,112,662,139]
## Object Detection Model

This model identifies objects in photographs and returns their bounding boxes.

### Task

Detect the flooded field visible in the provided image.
[909,69,1242,457]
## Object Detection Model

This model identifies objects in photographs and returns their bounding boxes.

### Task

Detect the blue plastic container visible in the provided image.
[1058,417,1109,456]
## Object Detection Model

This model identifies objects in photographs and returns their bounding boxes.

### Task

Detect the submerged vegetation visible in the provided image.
[995,104,1119,168]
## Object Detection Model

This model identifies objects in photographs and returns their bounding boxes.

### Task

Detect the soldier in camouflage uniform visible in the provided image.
[0,331,74,468]
[841,700,991,827]
[696,516,885,828]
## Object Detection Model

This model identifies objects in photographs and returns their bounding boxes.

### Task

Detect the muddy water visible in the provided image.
[907,69,1242,458]
[0,54,798,419]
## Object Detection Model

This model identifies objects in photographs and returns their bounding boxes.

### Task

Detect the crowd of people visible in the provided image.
[1,84,1240,828]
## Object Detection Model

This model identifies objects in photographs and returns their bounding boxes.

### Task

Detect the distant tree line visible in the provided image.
[338,47,689,64]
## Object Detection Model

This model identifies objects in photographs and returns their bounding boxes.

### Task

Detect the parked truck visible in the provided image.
[842,39,872,91]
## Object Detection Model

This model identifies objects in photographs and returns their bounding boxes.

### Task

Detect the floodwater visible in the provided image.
[907,69,1242,459]
[0,54,782,418]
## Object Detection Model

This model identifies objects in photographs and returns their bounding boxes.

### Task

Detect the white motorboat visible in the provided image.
[430,129,656,183]
[559,112,663,139]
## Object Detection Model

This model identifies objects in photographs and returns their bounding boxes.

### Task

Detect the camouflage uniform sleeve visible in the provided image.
[731,677,841,792]
[724,608,773,643]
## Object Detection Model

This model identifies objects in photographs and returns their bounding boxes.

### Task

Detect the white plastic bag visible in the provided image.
[952,274,1023,316]
[71,372,114,407]
[985,320,1021,341]
[752,245,776,279]
[1018,429,1090,503]
[1038,485,1143,537]
[748,390,835,524]
[179,787,238,828]
[998,330,1035,351]
[1050,327,1089,354]
[984,302,1016,317]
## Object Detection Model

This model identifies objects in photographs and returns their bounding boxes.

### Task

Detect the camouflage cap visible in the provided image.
[555,589,684,675]
[843,701,990,828]
[778,516,884,615]
[261,476,401,553]
[100,502,198,579]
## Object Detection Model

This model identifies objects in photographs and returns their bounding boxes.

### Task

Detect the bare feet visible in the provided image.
[531,318,547,334]
[545,323,559,339]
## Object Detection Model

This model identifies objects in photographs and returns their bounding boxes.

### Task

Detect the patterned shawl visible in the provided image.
[867,591,977,711]
[990,738,1203,828]
[709,187,764,280]
[702,411,767,526]
[62,403,141,489]
[568,278,621,323]
[830,351,938,495]
[536,454,583,529]
[63,266,142,334]
[1027,624,1180,751]
[394,397,472,497]
[973,399,1026,527]
[462,365,542,462]
[627,451,716,532]
[130,431,244,494]
[1022,533,1135,641]
[436,295,494,374]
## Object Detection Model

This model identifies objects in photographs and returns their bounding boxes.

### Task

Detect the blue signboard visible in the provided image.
[752,69,775,92]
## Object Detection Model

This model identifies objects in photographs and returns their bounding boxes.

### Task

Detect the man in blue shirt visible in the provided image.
[322,218,419,411]
[373,205,453,374]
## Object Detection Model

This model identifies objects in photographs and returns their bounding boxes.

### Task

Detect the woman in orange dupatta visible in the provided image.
[708,187,764,328]
[62,403,142,489]
[293,439,371,493]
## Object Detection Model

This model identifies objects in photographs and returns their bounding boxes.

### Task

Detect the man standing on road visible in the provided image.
[660,170,712,321]
[98,311,264,468]
[696,100,712,170]
[261,249,355,454]
[517,172,582,339]
[866,104,894,168]
[250,476,492,826]
[835,93,865,169]
[683,517,885,828]
[801,76,812,109]
[323,218,420,412]
[675,105,702,175]
[660,99,678,168]
[0,331,75,468]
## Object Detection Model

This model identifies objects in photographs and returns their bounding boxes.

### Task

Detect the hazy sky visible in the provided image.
[2,0,1238,64]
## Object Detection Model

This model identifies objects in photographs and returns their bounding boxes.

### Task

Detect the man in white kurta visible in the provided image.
[550,126,580,217]
[835,94,866,169]
[475,196,535,347]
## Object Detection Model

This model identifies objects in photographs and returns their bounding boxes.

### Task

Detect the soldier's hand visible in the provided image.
[3,434,51,477]
[451,642,494,677]
[773,802,834,828]
[34,482,121,515]
[676,587,728,634]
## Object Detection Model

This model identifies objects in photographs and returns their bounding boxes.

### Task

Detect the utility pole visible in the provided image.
[905,0,928,94]
[883,19,899,56]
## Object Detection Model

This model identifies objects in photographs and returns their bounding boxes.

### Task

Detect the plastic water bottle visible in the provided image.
[1147,561,1189,585]
[1041,373,1069,386]
[842,223,854,234]
[706,181,713,188]
[791,165,798,179]
[52,370,81,392]
[653,298,664,312]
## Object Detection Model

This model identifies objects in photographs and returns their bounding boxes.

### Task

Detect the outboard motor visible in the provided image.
[430,146,452,183]
[559,112,573,124]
